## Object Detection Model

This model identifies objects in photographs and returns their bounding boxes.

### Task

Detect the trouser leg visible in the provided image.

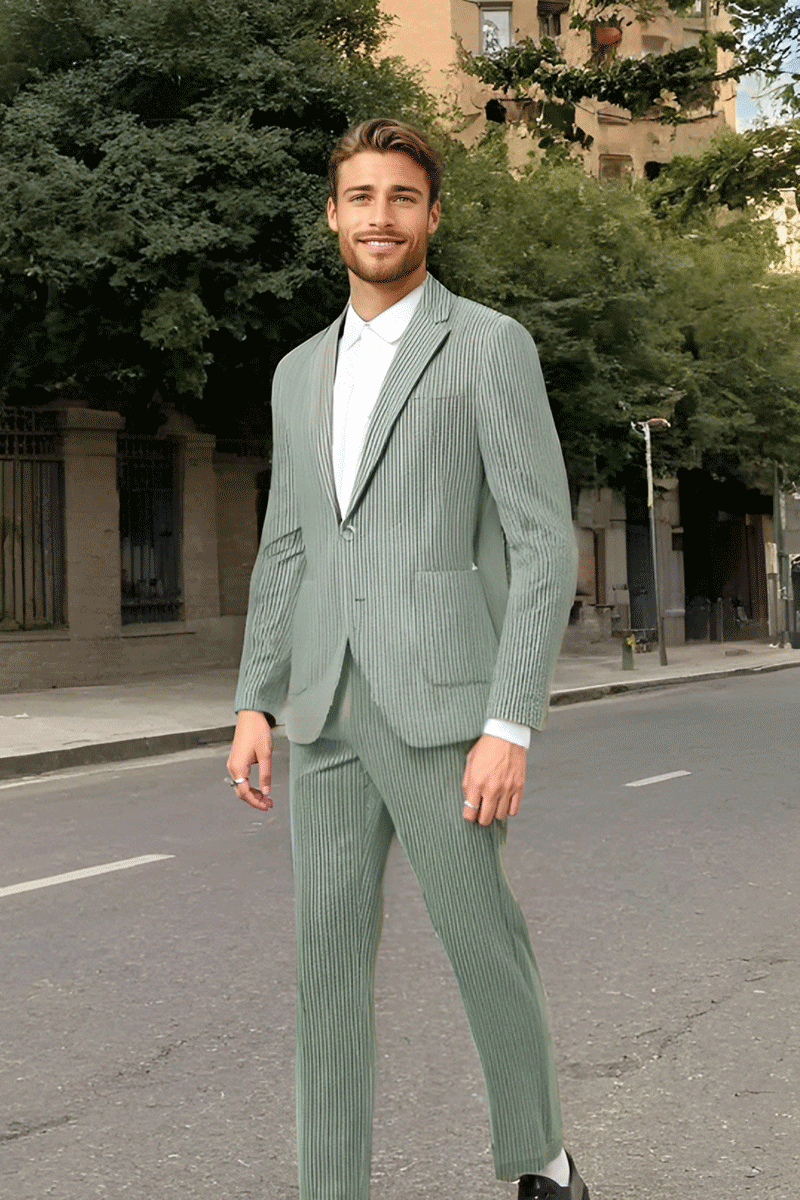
[346,662,564,1181]
[290,734,394,1200]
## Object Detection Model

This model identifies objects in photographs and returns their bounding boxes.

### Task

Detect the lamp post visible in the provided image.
[632,418,671,666]
[774,461,793,648]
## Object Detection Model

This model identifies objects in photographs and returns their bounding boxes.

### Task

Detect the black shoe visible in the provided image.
[517,1151,589,1200]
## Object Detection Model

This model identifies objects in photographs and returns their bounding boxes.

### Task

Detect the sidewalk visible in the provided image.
[2,640,799,780]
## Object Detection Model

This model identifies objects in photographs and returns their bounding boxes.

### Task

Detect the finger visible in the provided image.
[256,740,273,807]
[461,764,480,822]
[508,790,522,818]
[494,792,511,822]
[228,761,270,811]
[230,774,272,811]
[478,797,497,826]
[462,796,480,822]
[240,785,271,811]
[462,780,481,822]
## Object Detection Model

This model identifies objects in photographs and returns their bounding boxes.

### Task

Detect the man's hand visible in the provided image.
[227,710,273,811]
[461,734,526,825]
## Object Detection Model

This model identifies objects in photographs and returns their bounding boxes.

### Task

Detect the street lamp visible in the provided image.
[632,417,671,667]
[773,461,793,648]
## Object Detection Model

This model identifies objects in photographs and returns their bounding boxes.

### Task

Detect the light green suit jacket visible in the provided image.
[235,275,577,746]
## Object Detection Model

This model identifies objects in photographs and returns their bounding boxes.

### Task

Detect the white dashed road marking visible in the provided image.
[0,854,175,899]
[626,770,692,788]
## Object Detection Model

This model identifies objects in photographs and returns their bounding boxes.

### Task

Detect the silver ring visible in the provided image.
[228,777,248,787]
[463,801,479,811]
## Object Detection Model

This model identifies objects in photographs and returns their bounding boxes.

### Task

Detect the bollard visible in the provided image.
[622,633,636,670]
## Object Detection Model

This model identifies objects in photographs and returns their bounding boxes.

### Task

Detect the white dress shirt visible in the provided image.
[333,282,425,514]
[332,278,531,751]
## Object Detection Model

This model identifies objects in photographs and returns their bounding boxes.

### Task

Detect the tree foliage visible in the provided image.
[651,121,800,217]
[2,0,799,494]
[460,0,800,151]
[462,35,734,139]
[430,136,800,492]
[0,0,428,430]
[733,0,800,115]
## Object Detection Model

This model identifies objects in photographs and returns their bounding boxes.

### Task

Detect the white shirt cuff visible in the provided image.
[482,718,531,750]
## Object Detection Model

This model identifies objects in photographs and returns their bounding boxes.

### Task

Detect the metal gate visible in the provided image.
[0,407,65,631]
[117,435,181,624]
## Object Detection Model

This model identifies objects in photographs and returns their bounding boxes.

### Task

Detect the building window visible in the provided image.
[538,1,568,39]
[641,34,669,56]
[117,435,182,625]
[599,154,634,182]
[480,6,512,55]
[485,98,507,124]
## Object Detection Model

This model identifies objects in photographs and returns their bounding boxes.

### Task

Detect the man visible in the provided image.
[227,118,587,1200]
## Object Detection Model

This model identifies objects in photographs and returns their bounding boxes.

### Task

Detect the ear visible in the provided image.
[427,199,441,235]
[326,196,339,232]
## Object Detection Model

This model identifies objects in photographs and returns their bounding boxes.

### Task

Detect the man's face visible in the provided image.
[327,150,441,286]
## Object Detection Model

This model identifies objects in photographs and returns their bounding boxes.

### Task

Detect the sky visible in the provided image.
[737,71,796,129]
[736,30,800,130]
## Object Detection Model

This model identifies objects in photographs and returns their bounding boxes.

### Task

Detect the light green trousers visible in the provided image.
[289,651,563,1200]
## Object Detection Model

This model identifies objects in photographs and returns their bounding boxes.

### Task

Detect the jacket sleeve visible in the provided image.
[475,315,577,730]
[234,376,306,715]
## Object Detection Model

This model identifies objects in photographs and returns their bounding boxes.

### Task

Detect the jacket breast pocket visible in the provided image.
[414,570,498,686]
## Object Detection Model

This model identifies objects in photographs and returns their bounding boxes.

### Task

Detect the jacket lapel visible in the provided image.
[310,312,345,520]
[342,275,452,521]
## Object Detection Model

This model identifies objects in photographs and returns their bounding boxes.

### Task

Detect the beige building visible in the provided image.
[381,0,737,180]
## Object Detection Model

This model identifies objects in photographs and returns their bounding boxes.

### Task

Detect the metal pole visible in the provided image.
[774,461,788,647]
[643,422,668,666]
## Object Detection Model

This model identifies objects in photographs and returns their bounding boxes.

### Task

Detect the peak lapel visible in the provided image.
[342,276,452,521]
[310,314,345,520]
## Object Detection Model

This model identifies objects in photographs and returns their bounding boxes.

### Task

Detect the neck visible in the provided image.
[348,264,427,322]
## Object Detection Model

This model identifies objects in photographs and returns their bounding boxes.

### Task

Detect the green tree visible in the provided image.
[651,120,800,217]
[429,135,800,493]
[663,215,800,487]
[459,0,800,151]
[3,0,799,495]
[0,0,428,431]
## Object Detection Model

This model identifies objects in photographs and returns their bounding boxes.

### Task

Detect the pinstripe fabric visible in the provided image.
[290,652,563,1200]
[234,274,578,745]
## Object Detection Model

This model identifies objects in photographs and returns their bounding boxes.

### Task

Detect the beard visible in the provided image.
[338,235,426,285]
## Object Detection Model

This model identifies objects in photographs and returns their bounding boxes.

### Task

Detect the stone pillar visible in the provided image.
[214,458,264,617]
[655,477,685,645]
[178,431,221,621]
[55,406,125,638]
[607,490,630,626]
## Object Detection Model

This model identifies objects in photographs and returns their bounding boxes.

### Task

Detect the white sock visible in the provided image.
[539,1148,570,1188]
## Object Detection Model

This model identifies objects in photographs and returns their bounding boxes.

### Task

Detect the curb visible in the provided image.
[550,655,800,708]
[1,656,799,782]
[0,725,236,783]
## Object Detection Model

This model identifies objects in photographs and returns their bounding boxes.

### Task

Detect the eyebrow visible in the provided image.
[343,184,424,197]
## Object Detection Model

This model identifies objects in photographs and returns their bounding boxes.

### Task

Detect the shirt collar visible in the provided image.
[340,278,427,354]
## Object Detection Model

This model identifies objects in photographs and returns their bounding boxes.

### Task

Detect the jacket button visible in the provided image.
[341,524,355,541]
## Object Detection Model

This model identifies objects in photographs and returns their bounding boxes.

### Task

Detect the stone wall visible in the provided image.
[0,406,264,693]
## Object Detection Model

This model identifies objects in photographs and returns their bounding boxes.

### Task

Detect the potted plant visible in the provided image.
[594,23,622,46]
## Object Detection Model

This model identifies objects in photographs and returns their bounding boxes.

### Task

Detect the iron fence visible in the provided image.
[0,407,65,631]
[117,435,181,624]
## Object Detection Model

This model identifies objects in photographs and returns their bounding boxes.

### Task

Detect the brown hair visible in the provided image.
[328,118,443,207]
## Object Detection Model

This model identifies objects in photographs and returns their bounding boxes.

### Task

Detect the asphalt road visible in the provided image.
[1,673,798,1200]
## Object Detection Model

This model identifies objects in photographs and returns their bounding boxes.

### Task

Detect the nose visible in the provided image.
[369,196,395,227]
